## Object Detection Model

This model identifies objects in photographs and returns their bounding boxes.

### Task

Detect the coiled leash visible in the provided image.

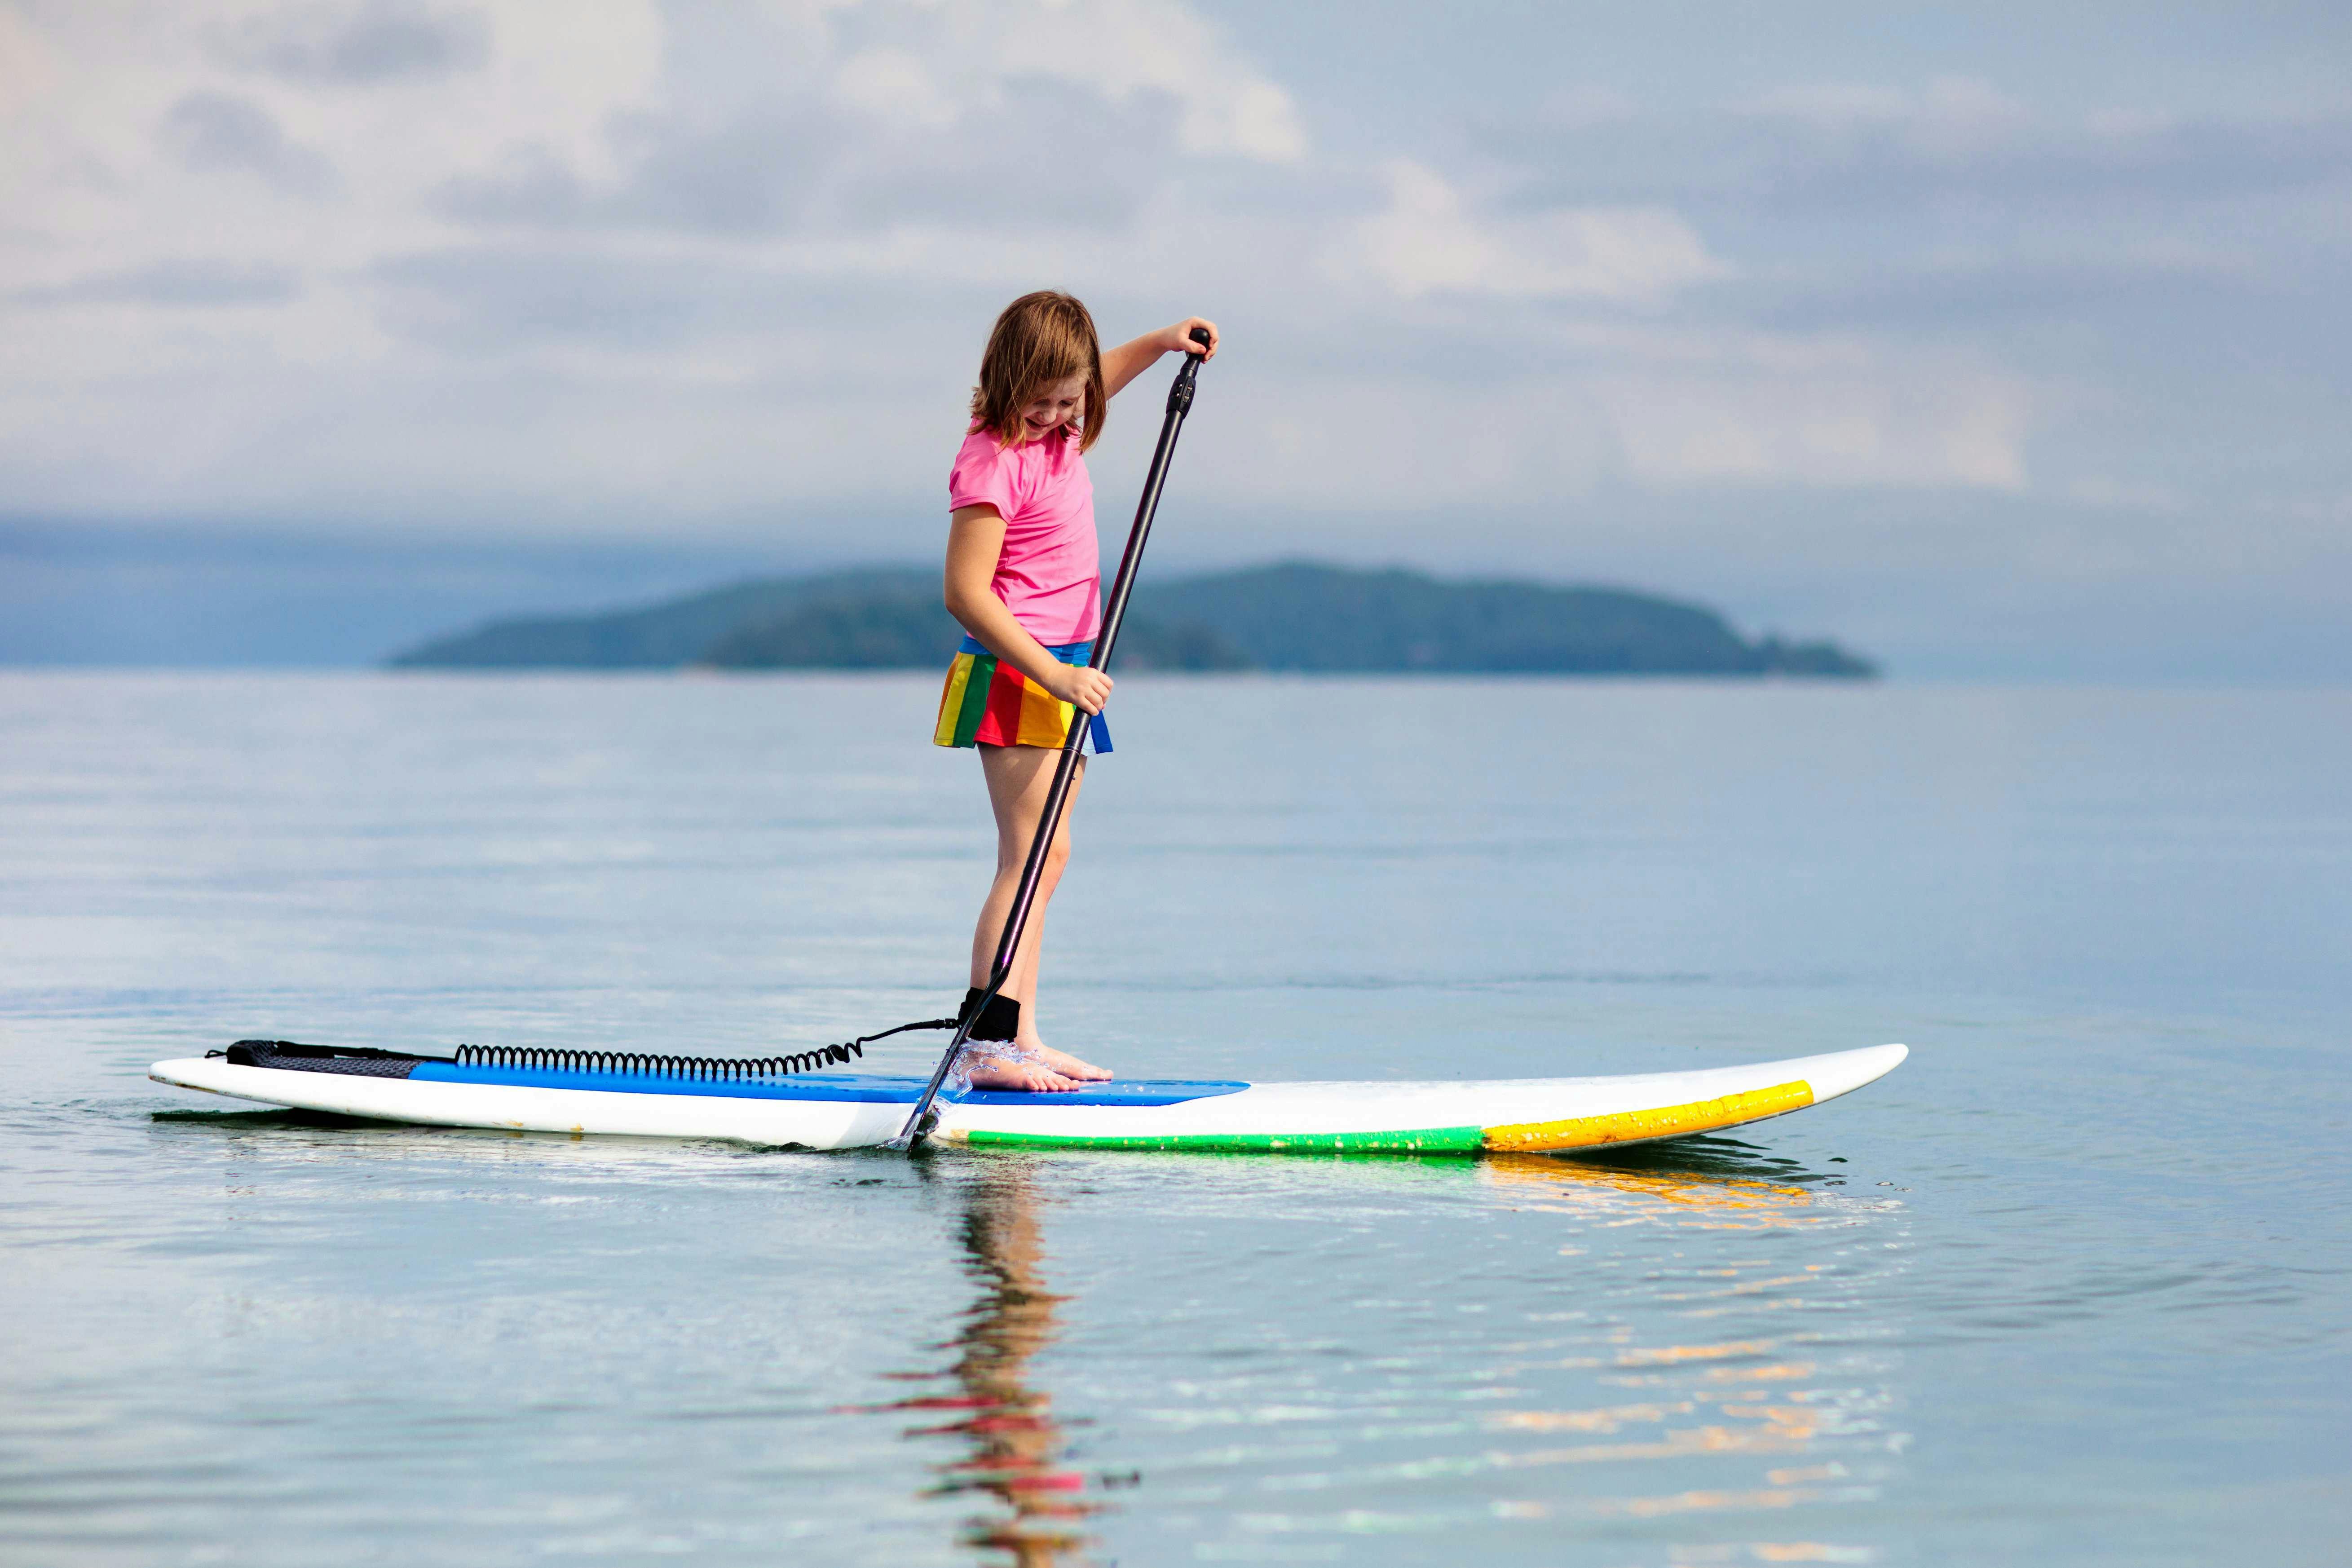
[209,1009,970,1082]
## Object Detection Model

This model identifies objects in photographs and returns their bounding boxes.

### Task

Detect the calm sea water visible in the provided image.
[2,672,2347,1567]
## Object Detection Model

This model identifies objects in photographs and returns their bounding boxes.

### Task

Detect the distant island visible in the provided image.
[388,561,1876,678]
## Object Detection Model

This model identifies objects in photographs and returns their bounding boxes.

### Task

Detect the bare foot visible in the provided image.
[1021,1041,1113,1081]
[960,1052,1084,1092]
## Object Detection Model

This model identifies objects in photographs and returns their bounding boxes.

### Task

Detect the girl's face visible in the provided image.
[1019,374,1087,440]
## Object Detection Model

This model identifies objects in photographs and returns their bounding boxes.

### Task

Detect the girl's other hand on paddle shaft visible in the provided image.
[1046,665,1114,714]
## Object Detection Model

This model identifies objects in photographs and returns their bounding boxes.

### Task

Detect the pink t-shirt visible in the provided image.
[948,425,1099,645]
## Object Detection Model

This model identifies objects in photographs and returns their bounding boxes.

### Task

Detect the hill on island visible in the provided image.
[389,561,1876,678]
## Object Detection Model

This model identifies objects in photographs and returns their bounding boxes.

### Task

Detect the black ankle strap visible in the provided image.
[959,987,1022,1043]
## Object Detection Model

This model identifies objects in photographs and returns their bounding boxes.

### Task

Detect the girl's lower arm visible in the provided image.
[948,588,1067,691]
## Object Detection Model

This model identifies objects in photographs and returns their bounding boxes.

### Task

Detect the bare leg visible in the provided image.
[965,743,1113,1091]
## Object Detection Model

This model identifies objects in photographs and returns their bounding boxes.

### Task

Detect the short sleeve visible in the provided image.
[949,433,1020,520]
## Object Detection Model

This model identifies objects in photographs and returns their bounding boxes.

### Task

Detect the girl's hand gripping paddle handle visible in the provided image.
[894,328,1214,1150]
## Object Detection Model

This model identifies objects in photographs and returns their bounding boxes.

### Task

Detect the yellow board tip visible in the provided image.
[1482,1079,1815,1153]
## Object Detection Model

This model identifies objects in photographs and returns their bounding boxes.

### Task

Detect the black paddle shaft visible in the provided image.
[896,329,1212,1149]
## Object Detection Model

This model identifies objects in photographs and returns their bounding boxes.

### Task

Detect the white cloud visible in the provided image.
[641,0,1309,169]
[1218,77,1307,163]
[1604,357,2031,492]
[832,49,957,129]
[1330,161,1728,303]
[991,0,1307,162]
[0,0,666,285]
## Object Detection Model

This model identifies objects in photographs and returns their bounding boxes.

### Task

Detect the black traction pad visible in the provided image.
[223,1040,428,1078]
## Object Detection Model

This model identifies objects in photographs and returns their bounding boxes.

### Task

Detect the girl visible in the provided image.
[934,291,1218,1093]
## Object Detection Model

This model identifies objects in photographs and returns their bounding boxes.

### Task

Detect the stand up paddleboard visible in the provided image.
[150,351,1912,1159]
[149,1041,1906,1155]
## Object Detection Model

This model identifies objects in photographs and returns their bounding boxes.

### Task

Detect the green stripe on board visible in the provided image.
[959,1125,1486,1154]
[950,653,995,747]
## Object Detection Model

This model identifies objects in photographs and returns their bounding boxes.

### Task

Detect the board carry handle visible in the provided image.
[896,327,1214,1149]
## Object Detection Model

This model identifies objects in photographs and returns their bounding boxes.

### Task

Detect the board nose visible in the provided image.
[1804,1043,1909,1102]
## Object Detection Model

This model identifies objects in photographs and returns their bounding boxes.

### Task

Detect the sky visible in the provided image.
[2,0,2348,675]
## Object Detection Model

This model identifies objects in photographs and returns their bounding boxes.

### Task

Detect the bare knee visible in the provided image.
[996,826,1074,879]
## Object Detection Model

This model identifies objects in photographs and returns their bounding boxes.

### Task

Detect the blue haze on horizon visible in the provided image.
[2,0,2347,678]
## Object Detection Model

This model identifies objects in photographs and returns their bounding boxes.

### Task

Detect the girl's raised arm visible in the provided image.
[1101,318,1218,399]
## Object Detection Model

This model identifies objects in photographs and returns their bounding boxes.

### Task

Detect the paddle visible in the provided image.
[895,327,1214,1150]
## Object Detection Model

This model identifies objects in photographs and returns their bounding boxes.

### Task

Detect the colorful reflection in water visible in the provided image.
[1128,1141,1907,1556]
[857,1141,1905,1562]
[876,1165,1103,1566]
[1457,1144,1898,1550]
[1479,1145,1830,1227]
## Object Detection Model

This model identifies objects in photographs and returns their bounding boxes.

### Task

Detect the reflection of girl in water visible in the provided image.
[893,1165,1097,1565]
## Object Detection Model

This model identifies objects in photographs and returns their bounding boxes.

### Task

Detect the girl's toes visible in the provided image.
[1028,1045,1112,1081]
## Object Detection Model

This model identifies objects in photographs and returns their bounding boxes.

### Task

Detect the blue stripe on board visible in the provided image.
[957,1079,1244,1107]
[408,1065,920,1101]
[406,1064,1248,1108]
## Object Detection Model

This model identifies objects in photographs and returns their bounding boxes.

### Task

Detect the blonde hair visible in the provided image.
[969,291,1106,453]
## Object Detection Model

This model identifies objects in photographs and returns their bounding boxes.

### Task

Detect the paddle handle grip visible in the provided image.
[1167,327,1210,414]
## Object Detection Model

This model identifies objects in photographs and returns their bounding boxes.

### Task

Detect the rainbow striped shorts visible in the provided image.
[933,635,1113,753]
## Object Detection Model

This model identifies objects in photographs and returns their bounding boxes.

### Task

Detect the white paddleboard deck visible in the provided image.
[150,1043,1907,1155]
